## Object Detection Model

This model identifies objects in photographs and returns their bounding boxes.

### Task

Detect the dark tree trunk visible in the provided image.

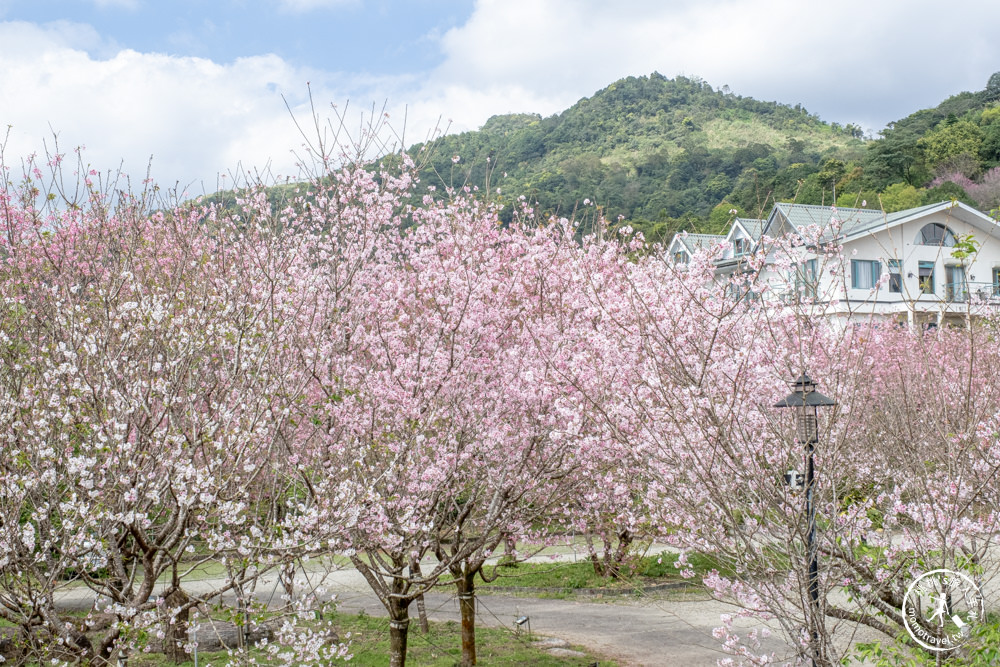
[609,529,633,579]
[588,529,632,579]
[457,571,477,666]
[388,598,411,667]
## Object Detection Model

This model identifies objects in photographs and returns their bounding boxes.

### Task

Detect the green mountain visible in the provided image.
[409,72,1000,241]
[408,73,867,240]
[200,72,1000,242]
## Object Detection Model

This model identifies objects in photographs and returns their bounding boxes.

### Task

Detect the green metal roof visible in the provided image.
[768,203,885,241]
[757,201,1000,247]
[733,217,767,241]
[677,233,726,253]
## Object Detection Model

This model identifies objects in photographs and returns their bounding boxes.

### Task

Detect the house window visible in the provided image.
[734,236,750,256]
[851,259,880,289]
[888,259,902,293]
[945,265,967,302]
[674,250,689,264]
[918,261,935,294]
[994,267,1000,297]
[916,223,956,247]
[795,259,818,298]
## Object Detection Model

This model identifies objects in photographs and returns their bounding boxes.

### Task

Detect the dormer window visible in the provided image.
[916,223,956,247]
[733,232,750,256]
[674,250,689,264]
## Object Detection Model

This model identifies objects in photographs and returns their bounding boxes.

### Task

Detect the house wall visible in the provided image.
[836,214,1000,311]
[730,209,1000,326]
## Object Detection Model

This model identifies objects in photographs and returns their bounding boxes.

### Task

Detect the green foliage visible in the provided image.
[863,129,925,188]
[978,105,1000,126]
[205,73,1000,235]
[835,189,876,209]
[987,71,1000,101]
[950,233,981,262]
[920,120,984,174]
[863,83,1000,193]
[707,201,743,232]
[979,122,1000,165]
[879,182,925,212]
[922,181,978,207]
[845,617,1000,666]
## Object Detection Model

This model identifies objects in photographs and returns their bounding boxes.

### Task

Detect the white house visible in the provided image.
[671,201,1000,328]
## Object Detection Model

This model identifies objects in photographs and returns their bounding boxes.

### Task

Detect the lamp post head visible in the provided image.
[775,372,836,445]
[774,372,837,409]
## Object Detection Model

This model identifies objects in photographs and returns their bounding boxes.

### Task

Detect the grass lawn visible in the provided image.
[127,610,612,666]
[332,611,613,666]
[476,552,731,593]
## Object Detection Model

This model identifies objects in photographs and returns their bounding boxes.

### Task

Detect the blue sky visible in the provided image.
[3,0,472,76]
[2,0,999,193]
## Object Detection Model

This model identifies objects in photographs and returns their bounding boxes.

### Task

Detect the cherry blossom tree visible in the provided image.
[561,223,1000,664]
[302,183,615,666]
[0,151,347,662]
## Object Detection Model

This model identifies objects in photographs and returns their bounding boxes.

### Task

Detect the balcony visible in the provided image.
[944,281,1000,303]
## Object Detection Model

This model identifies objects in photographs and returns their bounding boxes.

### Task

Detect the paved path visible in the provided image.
[53,544,999,666]
[335,586,779,666]
[55,566,789,666]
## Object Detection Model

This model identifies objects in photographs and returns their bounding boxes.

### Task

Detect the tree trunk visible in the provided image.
[409,558,430,634]
[163,588,190,664]
[457,571,477,666]
[502,534,517,567]
[609,529,633,579]
[388,599,411,667]
[281,561,295,605]
[586,533,604,576]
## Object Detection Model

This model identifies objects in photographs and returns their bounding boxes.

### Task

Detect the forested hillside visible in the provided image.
[409,72,1000,241]
[408,73,866,240]
[202,72,1000,243]
[855,72,1000,215]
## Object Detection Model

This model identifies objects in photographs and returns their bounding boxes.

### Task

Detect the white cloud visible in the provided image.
[426,0,1000,134]
[3,2,1000,193]
[0,19,458,193]
[0,21,365,192]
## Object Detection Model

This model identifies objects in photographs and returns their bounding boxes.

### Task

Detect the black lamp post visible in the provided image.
[775,373,836,666]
